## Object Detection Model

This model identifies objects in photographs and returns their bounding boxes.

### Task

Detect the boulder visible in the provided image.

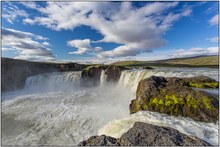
[105,65,127,82]
[78,135,120,146]
[78,122,211,146]
[130,76,219,123]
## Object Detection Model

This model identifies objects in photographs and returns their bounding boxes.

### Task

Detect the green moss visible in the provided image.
[189,82,219,88]
[130,100,142,114]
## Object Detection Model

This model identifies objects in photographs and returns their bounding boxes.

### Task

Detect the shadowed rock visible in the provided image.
[78,122,211,146]
[130,76,219,123]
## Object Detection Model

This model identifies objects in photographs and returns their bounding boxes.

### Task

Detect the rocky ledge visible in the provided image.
[81,65,127,86]
[130,76,219,123]
[78,122,211,146]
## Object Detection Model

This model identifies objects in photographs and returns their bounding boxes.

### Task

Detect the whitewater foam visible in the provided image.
[2,68,219,145]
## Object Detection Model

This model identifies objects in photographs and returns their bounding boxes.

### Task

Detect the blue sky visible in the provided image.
[1,1,219,63]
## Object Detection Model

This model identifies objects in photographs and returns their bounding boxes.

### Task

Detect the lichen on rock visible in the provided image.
[130,76,219,123]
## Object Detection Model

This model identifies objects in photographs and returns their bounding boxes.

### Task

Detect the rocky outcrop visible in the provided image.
[81,65,127,86]
[78,135,120,146]
[1,57,88,92]
[130,76,219,123]
[105,65,127,82]
[78,122,211,146]
[81,65,107,87]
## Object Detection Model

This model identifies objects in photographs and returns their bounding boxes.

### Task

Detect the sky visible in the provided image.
[1,1,219,64]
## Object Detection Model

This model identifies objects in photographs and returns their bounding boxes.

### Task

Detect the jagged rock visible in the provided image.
[105,65,127,82]
[130,76,219,123]
[81,65,107,86]
[78,122,211,146]
[143,66,154,69]
[78,135,120,146]
[1,57,87,92]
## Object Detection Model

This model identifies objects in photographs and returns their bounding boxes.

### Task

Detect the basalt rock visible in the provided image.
[130,76,219,123]
[78,122,211,146]
[105,65,127,82]
[81,65,107,86]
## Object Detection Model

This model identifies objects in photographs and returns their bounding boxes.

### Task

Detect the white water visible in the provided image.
[119,67,219,92]
[100,70,107,87]
[2,68,219,145]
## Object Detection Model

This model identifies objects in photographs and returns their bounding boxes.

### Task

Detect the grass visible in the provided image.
[112,55,218,68]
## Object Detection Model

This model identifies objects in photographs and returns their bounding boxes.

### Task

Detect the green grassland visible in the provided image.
[112,55,219,68]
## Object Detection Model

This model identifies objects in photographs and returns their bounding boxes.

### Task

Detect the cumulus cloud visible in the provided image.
[67,39,103,55]
[2,2,28,24]
[18,2,192,58]
[2,28,55,61]
[209,14,218,26]
[171,47,218,58]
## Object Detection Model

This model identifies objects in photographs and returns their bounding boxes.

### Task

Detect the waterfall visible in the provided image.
[25,71,82,91]
[118,68,219,93]
[100,70,107,86]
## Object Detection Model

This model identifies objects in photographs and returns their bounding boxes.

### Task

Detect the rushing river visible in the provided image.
[1,67,219,145]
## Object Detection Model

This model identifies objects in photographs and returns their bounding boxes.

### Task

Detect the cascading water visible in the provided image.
[2,68,219,146]
[25,71,82,91]
[100,70,107,86]
[118,68,219,93]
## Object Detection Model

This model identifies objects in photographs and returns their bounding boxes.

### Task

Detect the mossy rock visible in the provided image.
[184,76,219,88]
[130,76,219,123]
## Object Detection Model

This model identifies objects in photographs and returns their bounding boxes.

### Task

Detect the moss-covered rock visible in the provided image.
[130,76,219,123]
[184,76,219,88]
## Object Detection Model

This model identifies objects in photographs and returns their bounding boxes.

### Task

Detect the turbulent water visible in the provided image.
[2,68,219,145]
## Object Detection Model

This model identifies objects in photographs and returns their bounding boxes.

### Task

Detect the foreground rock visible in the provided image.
[78,122,211,146]
[1,57,88,92]
[130,76,219,123]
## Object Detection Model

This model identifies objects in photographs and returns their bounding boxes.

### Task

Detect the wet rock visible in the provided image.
[78,122,211,146]
[81,65,107,87]
[130,76,219,123]
[105,65,127,82]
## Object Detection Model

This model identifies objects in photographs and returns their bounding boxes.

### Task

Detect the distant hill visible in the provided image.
[112,55,219,68]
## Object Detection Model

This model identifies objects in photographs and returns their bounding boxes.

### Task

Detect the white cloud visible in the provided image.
[209,14,218,26]
[2,2,28,24]
[19,2,192,58]
[207,37,218,43]
[171,46,218,58]
[2,28,55,61]
[67,39,103,55]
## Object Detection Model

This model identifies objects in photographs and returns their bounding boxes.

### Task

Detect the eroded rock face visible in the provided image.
[130,76,219,123]
[78,122,211,146]
[105,65,127,82]
[81,65,106,86]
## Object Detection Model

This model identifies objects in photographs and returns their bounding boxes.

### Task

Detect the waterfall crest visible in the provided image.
[25,71,82,90]
[118,68,218,93]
